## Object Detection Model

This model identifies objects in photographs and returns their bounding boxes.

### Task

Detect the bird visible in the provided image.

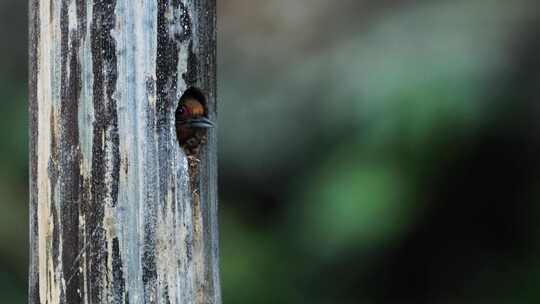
[175,89,214,153]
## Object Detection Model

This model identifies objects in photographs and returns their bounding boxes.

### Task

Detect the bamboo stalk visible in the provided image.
[29,1,219,303]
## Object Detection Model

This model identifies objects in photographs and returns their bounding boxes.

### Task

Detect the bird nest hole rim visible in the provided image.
[175,86,213,156]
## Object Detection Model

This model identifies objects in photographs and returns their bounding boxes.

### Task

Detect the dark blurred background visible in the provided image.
[2,0,540,303]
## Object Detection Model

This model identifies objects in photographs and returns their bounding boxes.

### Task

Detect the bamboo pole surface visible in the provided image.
[29,0,219,303]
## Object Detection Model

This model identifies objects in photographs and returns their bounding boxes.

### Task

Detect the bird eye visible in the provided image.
[178,106,185,115]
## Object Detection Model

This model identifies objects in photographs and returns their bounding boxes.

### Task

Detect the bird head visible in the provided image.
[176,97,215,129]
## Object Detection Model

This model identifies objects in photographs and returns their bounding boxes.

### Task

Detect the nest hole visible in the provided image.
[175,87,211,155]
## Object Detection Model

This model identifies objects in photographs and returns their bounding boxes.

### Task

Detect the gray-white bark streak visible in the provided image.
[28,0,219,303]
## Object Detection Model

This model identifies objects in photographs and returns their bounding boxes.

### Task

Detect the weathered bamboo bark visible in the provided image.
[29,0,219,303]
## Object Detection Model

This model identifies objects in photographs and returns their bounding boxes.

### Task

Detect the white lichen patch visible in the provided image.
[37,0,61,303]
[78,0,95,174]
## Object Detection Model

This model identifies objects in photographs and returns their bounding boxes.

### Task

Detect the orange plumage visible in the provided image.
[175,95,214,150]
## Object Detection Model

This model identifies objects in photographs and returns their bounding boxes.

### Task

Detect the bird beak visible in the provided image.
[176,117,215,128]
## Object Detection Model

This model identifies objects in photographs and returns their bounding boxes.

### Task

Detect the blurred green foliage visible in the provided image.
[297,156,415,256]
[0,76,29,295]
